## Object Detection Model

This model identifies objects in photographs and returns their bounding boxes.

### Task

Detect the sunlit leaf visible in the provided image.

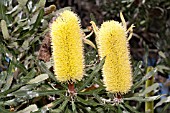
[1,20,10,40]
[27,74,48,84]
[154,96,170,109]
[17,104,38,113]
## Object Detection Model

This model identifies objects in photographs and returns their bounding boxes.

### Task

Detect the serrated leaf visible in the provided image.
[28,74,48,84]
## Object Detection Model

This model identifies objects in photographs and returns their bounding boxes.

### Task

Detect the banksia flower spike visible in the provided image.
[98,20,133,95]
[51,10,84,82]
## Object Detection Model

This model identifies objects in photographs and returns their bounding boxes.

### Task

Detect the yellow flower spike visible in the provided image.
[51,10,84,82]
[98,20,132,94]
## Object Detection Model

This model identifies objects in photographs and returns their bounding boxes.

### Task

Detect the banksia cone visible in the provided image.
[51,10,84,82]
[98,21,132,94]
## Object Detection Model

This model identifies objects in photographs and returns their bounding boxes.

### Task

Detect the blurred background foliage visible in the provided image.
[0,0,170,113]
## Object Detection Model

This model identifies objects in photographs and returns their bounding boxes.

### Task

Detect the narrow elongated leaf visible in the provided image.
[123,103,140,113]
[28,74,48,84]
[138,83,159,96]
[17,0,28,7]
[124,95,163,102]
[10,90,65,98]
[0,1,12,24]
[50,99,69,113]
[83,38,96,49]
[0,71,7,89]
[132,69,157,90]
[38,61,57,82]
[32,8,44,30]
[0,84,24,98]
[71,100,77,113]
[1,62,14,92]
[154,96,170,109]
[77,96,99,106]
[78,57,105,91]
[133,61,143,77]
[78,87,103,95]
[10,59,28,75]
[42,97,65,109]
[21,68,36,83]
[1,20,10,40]
[17,104,38,113]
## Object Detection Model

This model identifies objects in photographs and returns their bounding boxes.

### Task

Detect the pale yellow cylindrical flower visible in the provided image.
[50,10,84,82]
[98,21,132,94]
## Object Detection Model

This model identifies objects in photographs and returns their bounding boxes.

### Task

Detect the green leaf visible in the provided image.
[0,71,7,89]
[50,99,69,113]
[78,87,103,95]
[158,51,166,58]
[32,8,44,30]
[19,9,44,39]
[133,61,143,77]
[1,20,10,40]
[154,96,170,109]
[0,1,12,24]
[38,61,57,82]
[17,0,28,7]
[132,69,157,90]
[17,104,38,113]
[1,62,14,92]
[124,95,163,102]
[117,105,123,113]
[10,90,65,98]
[10,60,28,75]
[78,57,105,91]
[123,103,140,113]
[77,96,99,106]
[72,100,77,113]
[0,84,24,98]
[156,65,170,73]
[27,74,48,84]
[21,68,36,83]
[137,83,159,96]
[42,97,65,109]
